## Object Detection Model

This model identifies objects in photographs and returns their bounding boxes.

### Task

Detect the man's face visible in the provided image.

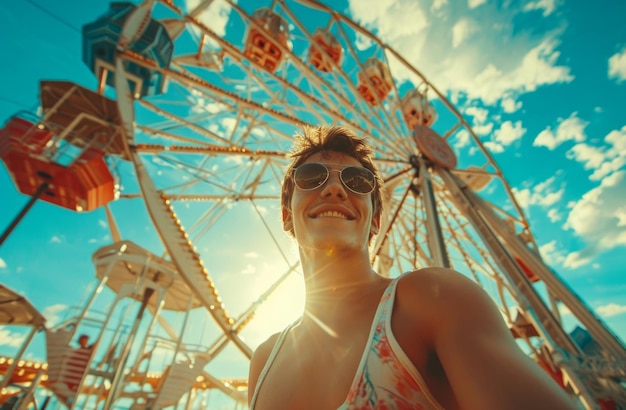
[282,151,380,252]
[78,335,89,348]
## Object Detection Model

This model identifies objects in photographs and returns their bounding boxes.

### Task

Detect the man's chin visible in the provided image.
[303,234,361,253]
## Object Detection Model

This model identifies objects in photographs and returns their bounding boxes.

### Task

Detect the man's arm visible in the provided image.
[248,333,280,407]
[409,268,578,409]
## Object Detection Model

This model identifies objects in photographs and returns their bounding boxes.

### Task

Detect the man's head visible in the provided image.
[78,334,90,348]
[281,125,384,238]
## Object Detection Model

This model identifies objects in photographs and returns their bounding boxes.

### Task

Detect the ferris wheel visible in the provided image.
[1,0,625,408]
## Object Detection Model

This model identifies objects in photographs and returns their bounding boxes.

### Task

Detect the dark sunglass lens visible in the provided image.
[295,163,328,189]
[341,167,375,193]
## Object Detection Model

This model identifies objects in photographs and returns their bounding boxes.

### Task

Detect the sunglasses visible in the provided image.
[292,162,376,195]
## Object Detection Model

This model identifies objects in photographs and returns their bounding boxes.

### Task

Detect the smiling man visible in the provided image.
[247,126,576,409]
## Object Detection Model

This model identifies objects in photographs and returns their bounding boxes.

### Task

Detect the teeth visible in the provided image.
[317,211,348,219]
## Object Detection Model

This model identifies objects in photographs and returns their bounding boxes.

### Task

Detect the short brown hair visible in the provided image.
[281,125,383,236]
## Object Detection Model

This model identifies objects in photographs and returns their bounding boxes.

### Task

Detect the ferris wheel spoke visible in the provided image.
[138,99,236,147]
[372,177,413,261]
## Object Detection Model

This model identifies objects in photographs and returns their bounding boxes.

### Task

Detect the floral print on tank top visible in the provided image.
[342,282,441,410]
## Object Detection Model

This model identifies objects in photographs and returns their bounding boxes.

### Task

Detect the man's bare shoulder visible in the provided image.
[396,267,504,330]
[248,331,283,404]
[397,266,483,303]
[251,332,282,369]
[397,269,576,409]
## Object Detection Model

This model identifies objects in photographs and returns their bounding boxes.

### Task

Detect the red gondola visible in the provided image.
[309,29,343,73]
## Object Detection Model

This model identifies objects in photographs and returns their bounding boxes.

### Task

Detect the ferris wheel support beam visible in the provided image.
[416,157,450,268]
[437,168,600,408]
[104,286,155,408]
[146,305,247,403]
[129,149,253,357]
[371,174,414,271]
[115,55,253,360]
[453,173,626,362]
[0,182,49,247]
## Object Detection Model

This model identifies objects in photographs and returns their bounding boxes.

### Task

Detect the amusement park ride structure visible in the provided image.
[0,0,625,409]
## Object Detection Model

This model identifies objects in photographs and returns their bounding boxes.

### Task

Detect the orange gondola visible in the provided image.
[357,58,393,105]
[243,8,290,73]
[309,29,343,72]
[1,129,116,212]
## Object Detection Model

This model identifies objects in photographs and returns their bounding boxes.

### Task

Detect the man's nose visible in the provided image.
[320,171,347,199]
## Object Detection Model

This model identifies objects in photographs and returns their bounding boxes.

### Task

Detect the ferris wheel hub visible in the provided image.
[413,125,457,170]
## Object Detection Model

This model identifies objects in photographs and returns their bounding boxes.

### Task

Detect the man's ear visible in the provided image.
[282,207,293,232]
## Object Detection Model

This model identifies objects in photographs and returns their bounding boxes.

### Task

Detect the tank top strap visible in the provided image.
[339,278,401,406]
[249,321,297,409]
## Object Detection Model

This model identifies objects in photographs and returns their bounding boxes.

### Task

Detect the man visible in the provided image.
[248,126,576,409]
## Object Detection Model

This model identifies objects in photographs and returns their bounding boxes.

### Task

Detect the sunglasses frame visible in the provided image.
[292,162,376,195]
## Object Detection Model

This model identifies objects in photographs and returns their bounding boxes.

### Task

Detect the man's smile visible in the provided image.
[309,205,356,220]
[315,210,349,219]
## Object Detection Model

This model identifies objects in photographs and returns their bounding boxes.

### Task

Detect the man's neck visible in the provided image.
[298,246,386,333]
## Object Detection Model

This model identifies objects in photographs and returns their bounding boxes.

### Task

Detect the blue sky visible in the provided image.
[1,0,625,407]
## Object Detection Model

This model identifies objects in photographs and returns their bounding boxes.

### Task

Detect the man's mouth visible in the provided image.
[314,210,350,220]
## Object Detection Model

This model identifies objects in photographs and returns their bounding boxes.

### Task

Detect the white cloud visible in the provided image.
[563,170,626,263]
[468,0,486,9]
[547,208,561,222]
[98,220,107,229]
[512,176,564,209]
[494,120,526,145]
[347,0,572,107]
[567,126,626,181]
[186,0,232,38]
[348,1,429,58]
[0,258,6,269]
[501,97,522,113]
[465,106,489,123]
[245,252,259,258]
[43,304,69,327]
[523,0,559,16]
[539,189,564,207]
[608,47,626,83]
[481,120,526,154]
[50,236,62,244]
[538,240,564,266]
[567,144,605,169]
[533,177,565,207]
[596,303,626,317]
[461,38,573,105]
[0,326,26,347]
[533,112,588,150]
[512,187,531,208]
[473,123,494,136]
[464,106,493,136]
[242,264,256,275]
[452,18,478,48]
[191,96,227,116]
[431,0,448,13]
[563,251,592,269]
[453,129,471,149]
[484,141,504,154]
[355,31,374,51]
